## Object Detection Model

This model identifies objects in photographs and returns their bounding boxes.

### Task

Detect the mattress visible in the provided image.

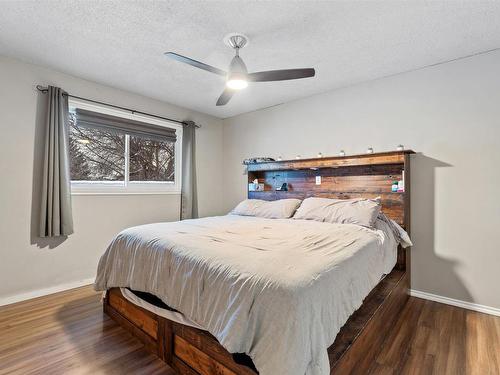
[95,215,401,375]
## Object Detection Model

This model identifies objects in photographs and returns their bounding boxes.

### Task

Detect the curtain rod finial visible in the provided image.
[183,120,201,129]
[36,85,48,93]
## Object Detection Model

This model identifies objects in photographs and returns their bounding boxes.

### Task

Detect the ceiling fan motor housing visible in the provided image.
[226,35,249,83]
[228,55,248,76]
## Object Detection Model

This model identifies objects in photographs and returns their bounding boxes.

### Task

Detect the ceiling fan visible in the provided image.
[164,34,315,106]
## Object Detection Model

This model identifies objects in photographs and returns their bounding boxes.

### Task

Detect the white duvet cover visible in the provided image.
[95,215,399,375]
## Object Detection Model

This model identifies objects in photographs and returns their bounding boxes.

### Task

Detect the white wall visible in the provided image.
[223,50,500,309]
[0,56,224,302]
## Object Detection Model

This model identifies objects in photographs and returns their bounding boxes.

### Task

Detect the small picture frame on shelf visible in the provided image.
[249,183,265,191]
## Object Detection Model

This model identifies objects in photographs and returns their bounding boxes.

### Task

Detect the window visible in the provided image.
[68,99,182,194]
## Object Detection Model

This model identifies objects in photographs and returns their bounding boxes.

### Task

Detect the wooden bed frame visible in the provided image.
[104,150,414,375]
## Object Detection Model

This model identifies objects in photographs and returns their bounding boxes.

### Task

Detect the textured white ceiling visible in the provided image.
[1,1,500,119]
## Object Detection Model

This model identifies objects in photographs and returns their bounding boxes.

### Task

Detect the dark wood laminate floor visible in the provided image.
[0,286,499,375]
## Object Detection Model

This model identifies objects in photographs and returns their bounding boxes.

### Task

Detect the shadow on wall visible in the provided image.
[30,89,68,249]
[411,153,471,302]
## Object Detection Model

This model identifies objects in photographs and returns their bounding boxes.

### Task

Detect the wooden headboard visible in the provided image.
[247,150,414,270]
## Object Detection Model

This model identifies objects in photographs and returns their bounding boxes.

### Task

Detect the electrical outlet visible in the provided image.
[315,176,321,185]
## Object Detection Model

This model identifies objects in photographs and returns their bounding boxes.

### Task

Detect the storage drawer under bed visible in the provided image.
[105,288,257,375]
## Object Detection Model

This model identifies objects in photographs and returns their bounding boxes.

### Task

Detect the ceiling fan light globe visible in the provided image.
[226,79,248,90]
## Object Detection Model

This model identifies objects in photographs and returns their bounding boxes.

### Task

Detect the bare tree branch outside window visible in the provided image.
[69,113,125,181]
[129,135,175,182]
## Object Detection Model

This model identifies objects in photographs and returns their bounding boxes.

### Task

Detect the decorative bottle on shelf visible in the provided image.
[391,181,399,192]
[397,179,404,193]
[398,170,405,192]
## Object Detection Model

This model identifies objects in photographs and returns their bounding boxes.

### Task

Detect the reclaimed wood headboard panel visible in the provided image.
[247,150,414,229]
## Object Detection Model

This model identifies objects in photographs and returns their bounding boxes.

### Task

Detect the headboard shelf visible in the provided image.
[246,150,414,172]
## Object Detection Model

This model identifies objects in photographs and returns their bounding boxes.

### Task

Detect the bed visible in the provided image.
[95,150,414,375]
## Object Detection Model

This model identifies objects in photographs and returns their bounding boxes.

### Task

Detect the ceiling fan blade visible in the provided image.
[247,68,315,82]
[216,88,235,106]
[164,52,227,76]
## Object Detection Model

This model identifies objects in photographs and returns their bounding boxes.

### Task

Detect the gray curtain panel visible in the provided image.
[39,86,74,237]
[181,121,198,220]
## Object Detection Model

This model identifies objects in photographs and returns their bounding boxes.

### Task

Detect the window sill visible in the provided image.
[71,190,181,196]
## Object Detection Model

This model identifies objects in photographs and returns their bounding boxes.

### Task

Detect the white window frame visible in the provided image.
[69,98,182,195]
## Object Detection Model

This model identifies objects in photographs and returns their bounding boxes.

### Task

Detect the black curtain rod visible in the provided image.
[35,85,200,128]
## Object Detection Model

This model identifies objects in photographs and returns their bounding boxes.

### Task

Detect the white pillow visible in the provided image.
[293,197,381,228]
[231,199,302,219]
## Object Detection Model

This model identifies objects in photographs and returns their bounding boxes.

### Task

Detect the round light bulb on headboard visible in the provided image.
[277,156,282,161]
[317,152,323,158]
[366,147,374,154]
[396,144,404,151]
[339,150,346,157]
[296,155,301,160]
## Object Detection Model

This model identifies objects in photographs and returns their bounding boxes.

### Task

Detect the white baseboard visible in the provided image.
[2,281,499,317]
[410,289,500,317]
[0,278,95,307]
